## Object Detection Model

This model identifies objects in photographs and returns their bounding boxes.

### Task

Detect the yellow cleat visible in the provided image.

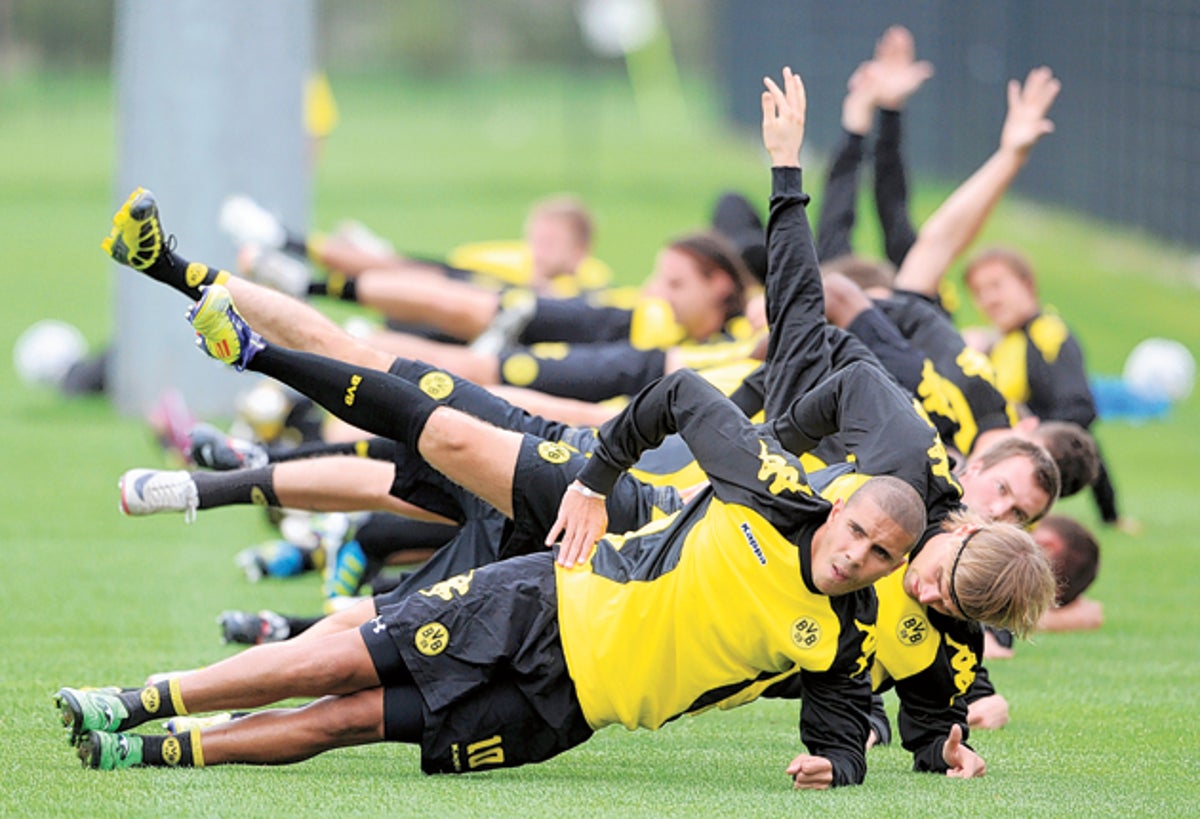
[102,187,165,270]
[186,284,265,371]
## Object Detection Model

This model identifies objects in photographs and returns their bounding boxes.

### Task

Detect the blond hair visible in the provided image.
[943,509,1056,638]
[526,195,593,250]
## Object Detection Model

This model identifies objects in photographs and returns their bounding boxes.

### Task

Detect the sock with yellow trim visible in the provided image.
[116,678,188,730]
[307,274,357,302]
[145,247,231,301]
[141,731,204,767]
[192,466,281,510]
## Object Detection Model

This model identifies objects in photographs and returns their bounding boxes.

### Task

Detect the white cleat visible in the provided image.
[236,243,311,298]
[119,469,199,523]
[219,194,287,250]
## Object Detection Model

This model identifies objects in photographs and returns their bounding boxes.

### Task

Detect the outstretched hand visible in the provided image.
[762,66,806,168]
[1000,66,1061,156]
[545,482,608,568]
[871,25,935,110]
[943,723,987,778]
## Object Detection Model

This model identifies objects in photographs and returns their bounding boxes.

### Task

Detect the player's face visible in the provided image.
[642,248,733,341]
[902,528,977,619]
[966,259,1040,333]
[958,455,1051,527]
[810,496,911,596]
[527,215,585,287]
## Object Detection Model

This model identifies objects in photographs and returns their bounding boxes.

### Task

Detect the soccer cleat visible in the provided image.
[118,469,199,523]
[323,539,368,600]
[332,219,395,256]
[234,540,311,583]
[218,609,291,645]
[237,243,311,298]
[218,194,287,250]
[102,187,166,271]
[189,423,269,471]
[186,284,266,371]
[147,388,197,464]
[469,292,537,356]
[165,712,232,735]
[55,687,132,745]
[77,731,144,770]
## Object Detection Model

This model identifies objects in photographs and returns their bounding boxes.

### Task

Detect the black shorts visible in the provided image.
[360,552,593,774]
[506,434,683,559]
[497,343,666,402]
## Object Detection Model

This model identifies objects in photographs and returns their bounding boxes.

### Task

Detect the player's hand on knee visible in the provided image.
[546,481,608,567]
[967,694,1010,730]
[943,724,987,778]
[786,753,833,790]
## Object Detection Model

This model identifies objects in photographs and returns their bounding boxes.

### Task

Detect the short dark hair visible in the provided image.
[1032,421,1100,498]
[964,246,1036,287]
[973,437,1061,523]
[821,253,896,291]
[1037,514,1100,605]
[669,231,757,321]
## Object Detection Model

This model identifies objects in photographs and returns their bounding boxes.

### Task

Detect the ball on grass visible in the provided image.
[1123,337,1195,402]
[12,319,88,388]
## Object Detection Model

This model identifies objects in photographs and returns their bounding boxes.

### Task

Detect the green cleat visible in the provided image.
[186,284,265,371]
[102,187,166,271]
[54,687,132,746]
[77,731,144,770]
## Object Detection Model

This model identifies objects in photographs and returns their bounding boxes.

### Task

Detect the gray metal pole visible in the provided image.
[110,0,314,418]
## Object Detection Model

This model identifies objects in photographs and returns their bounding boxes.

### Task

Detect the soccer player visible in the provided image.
[962,246,1130,529]
[57,309,932,786]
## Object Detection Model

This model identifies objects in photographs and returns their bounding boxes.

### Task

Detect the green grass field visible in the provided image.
[2,69,1199,816]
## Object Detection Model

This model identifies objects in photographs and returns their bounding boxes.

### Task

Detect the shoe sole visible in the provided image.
[76,732,100,769]
[54,689,86,746]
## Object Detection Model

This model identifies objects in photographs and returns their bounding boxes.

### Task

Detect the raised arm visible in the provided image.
[892,67,1061,298]
[869,25,934,266]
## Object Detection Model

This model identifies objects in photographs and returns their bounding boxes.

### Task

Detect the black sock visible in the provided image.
[283,234,309,258]
[117,679,184,729]
[192,466,280,510]
[307,273,357,301]
[285,615,323,635]
[249,346,440,453]
[142,731,202,767]
[144,247,231,300]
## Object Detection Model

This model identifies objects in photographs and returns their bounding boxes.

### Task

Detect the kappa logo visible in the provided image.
[140,686,160,714]
[419,371,455,400]
[419,571,474,601]
[185,262,208,288]
[854,619,878,677]
[537,440,572,465]
[249,486,268,506]
[756,440,809,496]
[370,616,386,634]
[738,522,767,565]
[791,617,822,650]
[944,634,978,705]
[896,613,929,646]
[162,736,182,765]
[344,373,363,406]
[415,621,449,656]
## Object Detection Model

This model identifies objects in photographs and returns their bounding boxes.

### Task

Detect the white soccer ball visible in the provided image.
[1123,337,1196,402]
[12,319,88,387]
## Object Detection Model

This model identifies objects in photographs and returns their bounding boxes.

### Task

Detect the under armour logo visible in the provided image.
[371,616,386,634]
